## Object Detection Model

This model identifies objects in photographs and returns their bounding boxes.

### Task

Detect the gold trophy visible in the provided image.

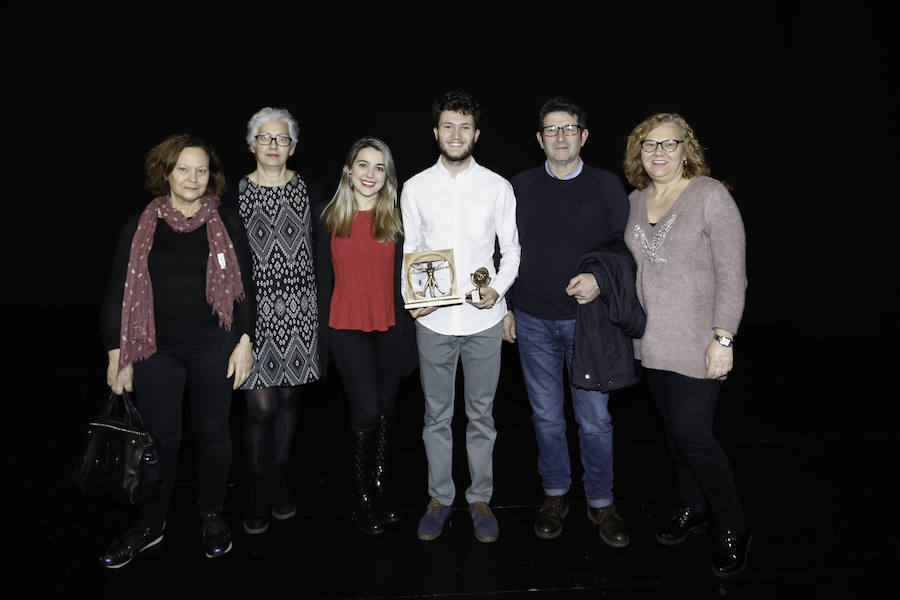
[469,267,492,302]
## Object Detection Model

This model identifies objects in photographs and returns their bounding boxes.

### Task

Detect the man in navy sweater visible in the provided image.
[504,97,630,545]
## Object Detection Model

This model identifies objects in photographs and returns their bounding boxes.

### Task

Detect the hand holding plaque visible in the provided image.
[468,267,492,302]
[403,249,465,309]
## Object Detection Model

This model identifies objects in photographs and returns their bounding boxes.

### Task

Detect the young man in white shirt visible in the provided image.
[400,90,520,543]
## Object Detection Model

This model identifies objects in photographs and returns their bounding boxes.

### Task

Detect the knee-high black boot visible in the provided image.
[349,429,383,535]
[373,414,401,523]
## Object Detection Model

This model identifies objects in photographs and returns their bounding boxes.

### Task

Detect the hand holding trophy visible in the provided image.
[469,267,492,302]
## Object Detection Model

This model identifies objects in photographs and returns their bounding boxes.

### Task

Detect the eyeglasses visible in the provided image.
[640,139,684,153]
[541,124,581,137]
[255,134,293,147]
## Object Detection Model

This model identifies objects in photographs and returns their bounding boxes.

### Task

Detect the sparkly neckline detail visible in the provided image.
[633,213,677,264]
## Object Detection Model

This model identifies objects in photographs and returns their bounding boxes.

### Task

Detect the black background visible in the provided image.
[1,6,890,344]
[2,7,896,597]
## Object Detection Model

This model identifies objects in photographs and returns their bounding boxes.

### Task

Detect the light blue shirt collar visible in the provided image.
[544,158,584,180]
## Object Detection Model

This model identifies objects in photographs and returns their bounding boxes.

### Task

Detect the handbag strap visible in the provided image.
[100,390,146,429]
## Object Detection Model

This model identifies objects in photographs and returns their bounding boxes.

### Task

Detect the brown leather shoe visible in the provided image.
[587,504,629,547]
[534,494,569,539]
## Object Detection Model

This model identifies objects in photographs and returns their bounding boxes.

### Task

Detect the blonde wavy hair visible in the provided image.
[623,113,710,189]
[321,137,401,242]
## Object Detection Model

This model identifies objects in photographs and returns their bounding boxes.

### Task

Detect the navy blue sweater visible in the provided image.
[509,164,629,320]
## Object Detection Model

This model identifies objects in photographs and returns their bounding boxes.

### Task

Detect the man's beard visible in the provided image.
[438,140,474,164]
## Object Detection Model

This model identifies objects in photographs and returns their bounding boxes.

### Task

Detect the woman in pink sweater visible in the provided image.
[623,113,749,579]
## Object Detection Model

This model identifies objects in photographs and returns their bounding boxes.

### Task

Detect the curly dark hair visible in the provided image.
[432,90,482,128]
[144,134,227,198]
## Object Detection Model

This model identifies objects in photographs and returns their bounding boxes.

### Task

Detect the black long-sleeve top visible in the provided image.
[100,206,256,353]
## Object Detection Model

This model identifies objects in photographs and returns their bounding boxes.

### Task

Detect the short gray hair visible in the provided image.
[245,107,299,150]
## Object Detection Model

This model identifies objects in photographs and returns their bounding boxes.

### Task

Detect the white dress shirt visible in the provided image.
[401,157,520,336]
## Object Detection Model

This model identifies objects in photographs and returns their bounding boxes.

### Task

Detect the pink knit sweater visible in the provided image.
[625,176,747,379]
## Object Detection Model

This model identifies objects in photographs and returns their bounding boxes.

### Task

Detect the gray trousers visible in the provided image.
[416,320,503,506]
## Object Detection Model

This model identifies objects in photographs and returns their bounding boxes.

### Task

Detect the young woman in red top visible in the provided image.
[317,137,416,534]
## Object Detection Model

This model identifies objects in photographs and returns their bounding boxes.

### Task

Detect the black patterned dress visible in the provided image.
[237,174,320,389]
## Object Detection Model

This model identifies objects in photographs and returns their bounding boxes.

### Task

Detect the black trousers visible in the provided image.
[132,339,235,530]
[329,326,406,432]
[644,368,746,532]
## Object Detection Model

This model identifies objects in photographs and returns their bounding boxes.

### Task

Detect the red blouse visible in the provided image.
[329,210,396,331]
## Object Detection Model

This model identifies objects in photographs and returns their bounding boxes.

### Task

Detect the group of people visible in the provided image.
[96,91,750,580]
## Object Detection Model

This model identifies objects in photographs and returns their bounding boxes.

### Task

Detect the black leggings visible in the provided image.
[329,326,406,432]
[644,368,746,532]
[243,386,300,475]
[132,341,235,530]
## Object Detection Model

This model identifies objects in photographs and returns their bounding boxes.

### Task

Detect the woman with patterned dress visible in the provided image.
[622,113,750,578]
[224,107,324,535]
[316,137,416,534]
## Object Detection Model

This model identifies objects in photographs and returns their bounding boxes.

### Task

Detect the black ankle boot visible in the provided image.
[243,471,270,534]
[712,529,752,578]
[656,505,708,546]
[373,414,401,524]
[349,429,383,535]
[269,465,296,520]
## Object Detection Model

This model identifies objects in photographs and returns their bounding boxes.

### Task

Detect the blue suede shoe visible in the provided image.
[469,501,499,543]
[416,498,451,541]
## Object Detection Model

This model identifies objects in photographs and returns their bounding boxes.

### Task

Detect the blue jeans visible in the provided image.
[514,309,614,507]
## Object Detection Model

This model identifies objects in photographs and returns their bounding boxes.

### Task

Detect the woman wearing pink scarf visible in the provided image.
[98,134,256,568]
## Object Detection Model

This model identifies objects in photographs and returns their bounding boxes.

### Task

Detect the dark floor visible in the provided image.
[7,307,897,599]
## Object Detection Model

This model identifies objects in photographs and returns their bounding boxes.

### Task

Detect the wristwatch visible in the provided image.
[713,334,734,347]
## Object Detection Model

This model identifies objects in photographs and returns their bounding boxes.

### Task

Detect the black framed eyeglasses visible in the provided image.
[640,139,684,153]
[255,134,293,147]
[541,124,581,137]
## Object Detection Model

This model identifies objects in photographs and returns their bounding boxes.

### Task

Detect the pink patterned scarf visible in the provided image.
[117,194,245,372]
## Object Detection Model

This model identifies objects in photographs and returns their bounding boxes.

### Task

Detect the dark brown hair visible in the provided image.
[432,90,482,128]
[538,96,587,131]
[144,134,227,197]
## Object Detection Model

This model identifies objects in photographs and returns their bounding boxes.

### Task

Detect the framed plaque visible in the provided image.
[403,249,465,309]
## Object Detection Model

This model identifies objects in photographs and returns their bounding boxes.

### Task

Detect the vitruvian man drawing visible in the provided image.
[403,249,463,308]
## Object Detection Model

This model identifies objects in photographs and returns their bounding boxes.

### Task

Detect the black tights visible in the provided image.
[243,386,300,475]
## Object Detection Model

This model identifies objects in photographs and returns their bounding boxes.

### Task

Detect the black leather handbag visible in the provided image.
[72,391,162,506]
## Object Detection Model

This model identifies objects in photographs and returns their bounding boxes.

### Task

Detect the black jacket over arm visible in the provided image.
[571,238,645,392]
